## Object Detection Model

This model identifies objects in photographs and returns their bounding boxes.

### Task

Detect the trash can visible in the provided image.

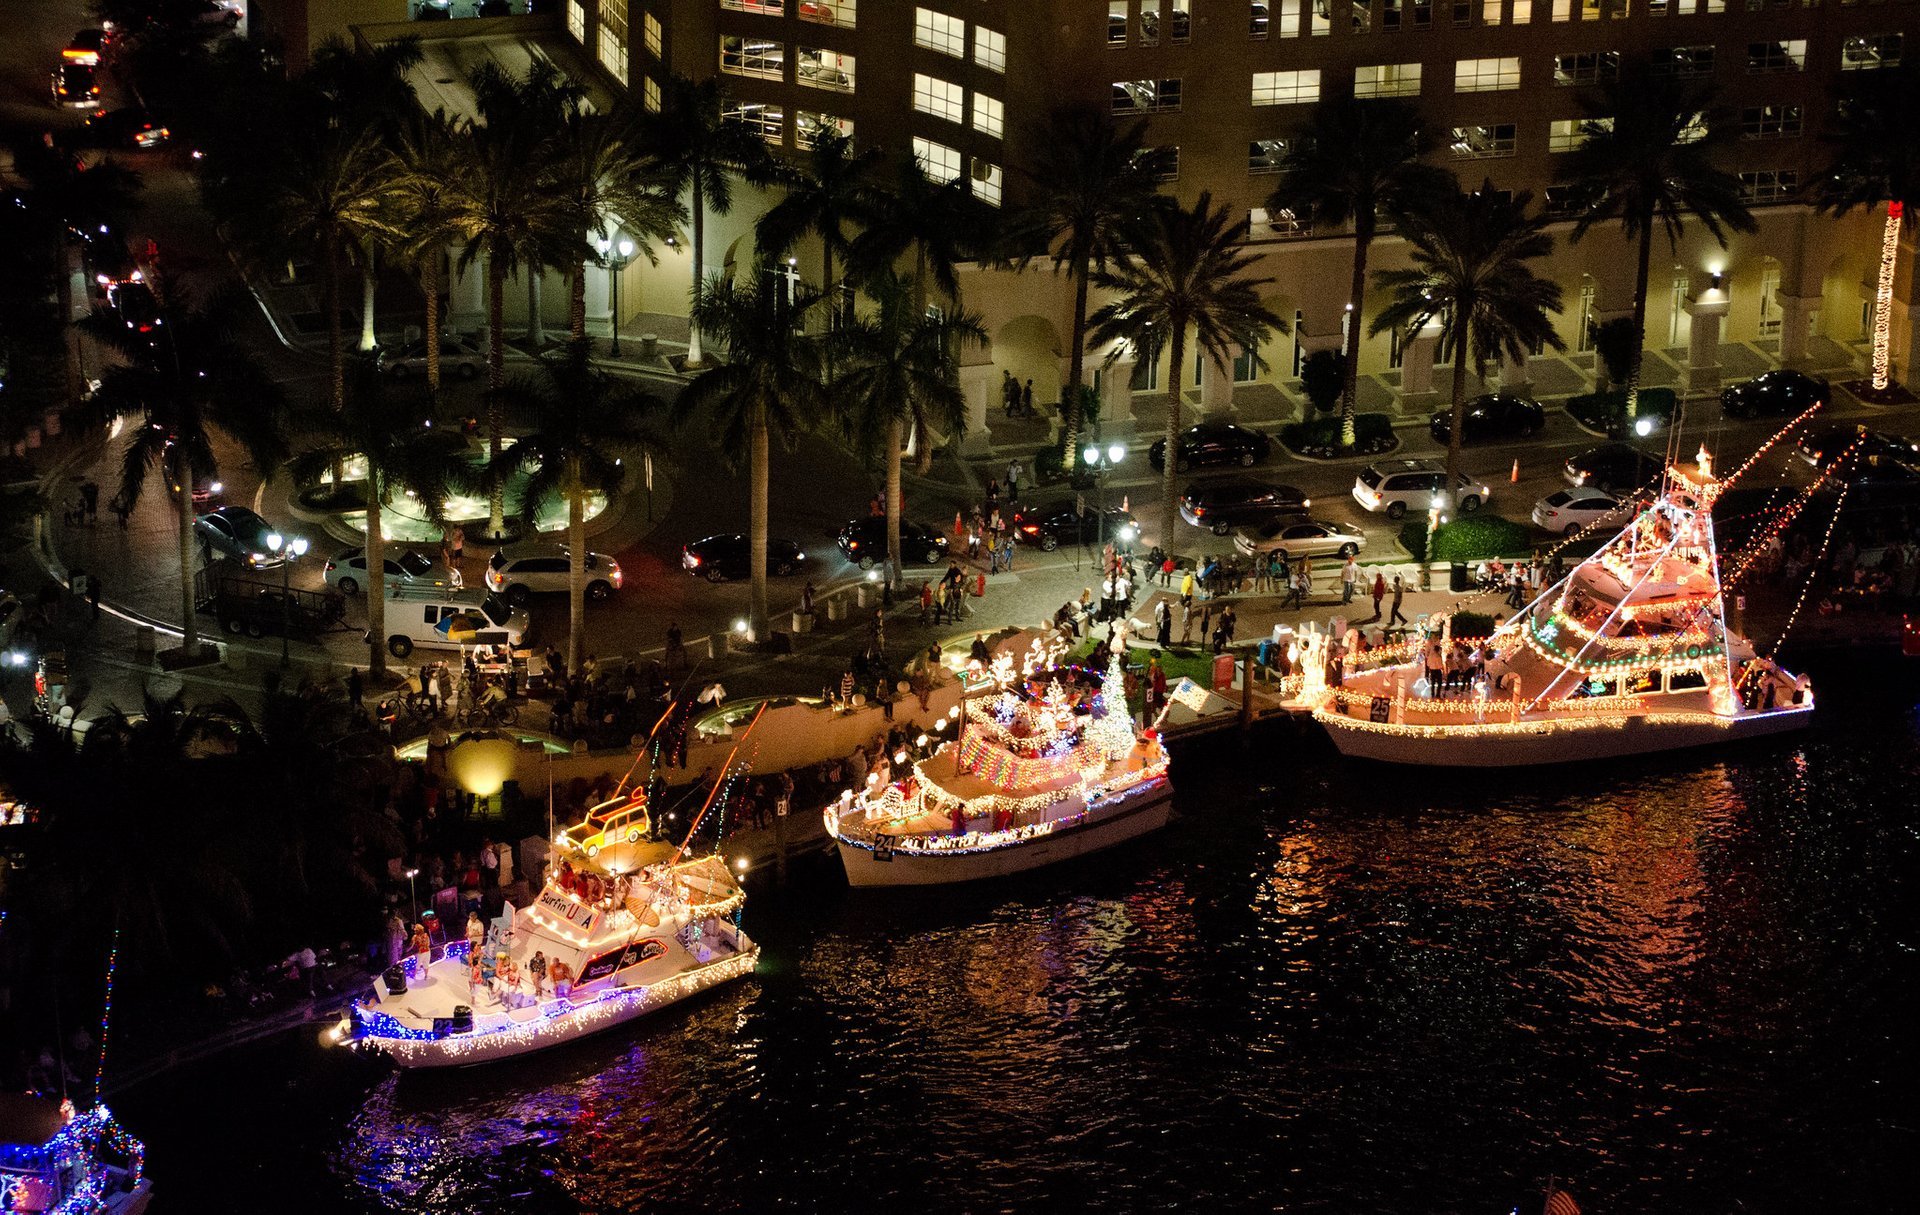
[1449,562,1471,592]
[638,333,659,360]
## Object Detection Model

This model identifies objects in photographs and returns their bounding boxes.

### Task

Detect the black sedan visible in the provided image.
[681,533,806,582]
[835,517,950,568]
[1564,443,1663,492]
[1178,478,1310,535]
[80,108,169,149]
[194,506,284,569]
[1010,502,1137,551]
[1795,425,1918,470]
[1148,422,1273,472]
[1429,393,1545,444]
[1721,370,1827,419]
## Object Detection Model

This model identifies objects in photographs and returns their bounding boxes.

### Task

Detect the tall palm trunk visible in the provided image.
[422,261,442,395]
[174,451,200,657]
[1159,322,1188,552]
[486,252,507,535]
[1624,216,1654,419]
[566,459,587,673]
[325,235,346,411]
[1061,252,1092,459]
[885,416,903,589]
[1871,203,1902,392]
[365,468,388,679]
[749,399,769,640]
[1443,330,1471,507]
[1340,219,1375,450]
[823,243,836,325]
[570,261,588,344]
[359,248,378,352]
[527,266,542,349]
[687,176,706,367]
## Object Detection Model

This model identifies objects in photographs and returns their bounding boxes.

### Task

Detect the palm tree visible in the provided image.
[470,61,585,352]
[288,366,463,679]
[549,100,684,345]
[1559,61,1754,415]
[849,155,987,320]
[645,76,774,368]
[74,286,287,657]
[756,131,882,325]
[832,270,986,585]
[1372,181,1567,505]
[390,106,470,395]
[679,273,828,640]
[1009,104,1172,458]
[490,341,664,671]
[1267,97,1451,449]
[1086,193,1287,550]
[1818,60,1920,393]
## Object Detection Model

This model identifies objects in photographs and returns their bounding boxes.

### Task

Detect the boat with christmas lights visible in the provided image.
[347,790,756,1068]
[0,1096,148,1215]
[825,648,1173,886]
[1311,442,1813,766]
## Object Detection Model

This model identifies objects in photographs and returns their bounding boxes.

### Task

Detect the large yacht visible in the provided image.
[0,1096,149,1214]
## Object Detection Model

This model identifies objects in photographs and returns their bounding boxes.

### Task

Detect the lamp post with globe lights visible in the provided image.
[1082,439,1128,557]
[263,532,308,667]
[593,232,638,357]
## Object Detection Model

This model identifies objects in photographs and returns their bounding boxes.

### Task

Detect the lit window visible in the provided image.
[1739,169,1800,201]
[1554,51,1619,86]
[598,0,630,84]
[1455,57,1521,92]
[1249,138,1288,173]
[798,46,854,92]
[1511,0,1532,21]
[1354,63,1422,99]
[914,8,965,58]
[913,73,964,123]
[1167,1,1192,41]
[798,110,853,148]
[971,158,1003,207]
[1741,104,1802,139]
[974,27,1006,72]
[1652,45,1714,77]
[566,0,585,43]
[1548,117,1609,152]
[1113,79,1182,113]
[808,0,856,29]
[1450,123,1517,158]
[720,36,783,81]
[721,0,784,11]
[1545,184,1598,216]
[1251,0,1270,35]
[913,137,963,183]
[1252,70,1320,105]
[644,77,661,112]
[1747,40,1806,73]
[724,101,785,145]
[1109,2,1128,45]
[973,93,1004,139]
[1677,112,1707,143]
[1841,34,1902,70]
[644,13,661,57]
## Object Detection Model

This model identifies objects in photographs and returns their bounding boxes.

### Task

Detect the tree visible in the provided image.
[1558,61,1754,415]
[288,365,463,679]
[1267,97,1451,449]
[550,102,683,345]
[1007,105,1171,461]
[1371,182,1567,506]
[644,76,773,368]
[832,270,986,586]
[1087,193,1287,551]
[756,131,882,328]
[679,273,828,640]
[1301,349,1345,414]
[849,156,989,322]
[490,341,663,672]
[389,106,471,395]
[74,286,287,656]
[1818,60,1920,393]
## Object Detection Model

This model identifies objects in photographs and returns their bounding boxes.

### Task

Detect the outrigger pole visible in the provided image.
[672,701,770,863]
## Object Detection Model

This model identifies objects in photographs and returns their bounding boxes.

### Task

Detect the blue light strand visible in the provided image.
[93,928,120,1105]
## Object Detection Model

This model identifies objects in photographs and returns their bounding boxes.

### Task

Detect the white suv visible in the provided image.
[1352,459,1493,520]
[485,543,623,606]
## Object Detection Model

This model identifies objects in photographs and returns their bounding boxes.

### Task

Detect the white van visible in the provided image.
[380,588,529,658]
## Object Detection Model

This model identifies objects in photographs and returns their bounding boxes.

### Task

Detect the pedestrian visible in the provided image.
[1002,370,1018,416]
[1198,602,1213,649]
[1221,603,1238,648]
[1253,556,1271,594]
[85,572,101,620]
[110,492,132,529]
[296,945,320,998]
[1341,556,1359,605]
[1021,379,1035,417]
[1006,457,1023,503]
[1180,569,1195,609]
[347,667,364,711]
[801,580,816,618]
[1155,598,1172,648]
[450,523,465,566]
[434,664,454,713]
[1283,568,1306,611]
[1389,574,1409,626]
[80,479,99,524]
[919,579,934,622]
[986,478,1001,509]
[1369,572,1387,623]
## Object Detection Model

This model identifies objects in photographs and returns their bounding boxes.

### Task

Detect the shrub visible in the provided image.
[1567,387,1678,437]
[1301,349,1345,414]
[1429,515,1531,563]
[1592,317,1638,387]
[1280,411,1398,459]
[1399,519,1430,562]
[1450,610,1498,637]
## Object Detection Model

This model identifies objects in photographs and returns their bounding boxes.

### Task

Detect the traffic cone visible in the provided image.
[1510,458,1521,483]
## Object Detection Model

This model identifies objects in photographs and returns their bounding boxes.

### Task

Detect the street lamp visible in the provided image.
[1082,439,1127,559]
[404,867,420,922]
[263,532,309,667]
[593,231,638,357]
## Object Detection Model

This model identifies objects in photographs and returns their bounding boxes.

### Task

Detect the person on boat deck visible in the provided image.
[970,633,992,664]
[468,955,490,1007]
[557,859,577,894]
[465,912,486,956]
[950,803,969,836]
[495,952,520,1002]
[528,951,549,999]
[550,958,574,1003]
[409,923,432,961]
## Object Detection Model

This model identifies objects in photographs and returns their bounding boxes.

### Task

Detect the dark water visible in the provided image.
[122,659,1916,1213]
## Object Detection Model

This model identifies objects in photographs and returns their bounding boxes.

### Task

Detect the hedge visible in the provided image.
[1450,610,1499,637]
[1279,412,1398,459]
[1566,387,1678,437]
[1398,515,1532,563]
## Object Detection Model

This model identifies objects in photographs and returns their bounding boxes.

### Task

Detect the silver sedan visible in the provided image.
[1233,518,1367,561]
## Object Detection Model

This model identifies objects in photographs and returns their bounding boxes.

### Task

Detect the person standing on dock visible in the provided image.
[1389,574,1409,626]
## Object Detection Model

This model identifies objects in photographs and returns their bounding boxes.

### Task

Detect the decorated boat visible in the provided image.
[1311,441,1814,766]
[0,1096,148,1215]
[347,789,756,1068]
[826,648,1173,886]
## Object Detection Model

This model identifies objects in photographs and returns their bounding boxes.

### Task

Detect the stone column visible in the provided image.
[1399,322,1442,411]
[1102,351,1138,441]
[583,261,612,339]
[1776,292,1819,370]
[1683,286,1731,398]
[1198,346,1237,420]
[958,362,996,456]
[448,244,487,335]
[1498,347,1533,398]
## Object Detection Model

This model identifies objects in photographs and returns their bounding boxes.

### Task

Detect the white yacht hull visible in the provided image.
[1316,703,1813,767]
[834,781,1174,887]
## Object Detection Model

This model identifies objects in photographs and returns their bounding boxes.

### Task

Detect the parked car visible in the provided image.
[1531,488,1634,535]
[486,543,623,604]
[681,533,807,582]
[1178,478,1310,535]
[377,336,484,380]
[105,276,161,346]
[835,517,950,568]
[1148,422,1273,472]
[1720,370,1827,419]
[1428,393,1545,444]
[1232,518,1366,561]
[1351,459,1491,519]
[80,108,169,149]
[1564,442,1663,492]
[324,547,451,595]
[193,506,285,569]
[1795,425,1919,470]
[1010,501,1137,551]
[51,62,101,107]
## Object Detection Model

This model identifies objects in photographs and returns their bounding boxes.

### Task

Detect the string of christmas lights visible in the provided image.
[1870,201,1902,393]
[1718,401,1823,491]
[1755,468,1857,680]
[93,928,120,1105]
[1724,434,1861,587]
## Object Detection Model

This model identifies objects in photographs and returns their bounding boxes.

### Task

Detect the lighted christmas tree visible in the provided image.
[1087,653,1137,760]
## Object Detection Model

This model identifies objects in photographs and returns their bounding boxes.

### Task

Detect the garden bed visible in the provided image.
[1398,515,1533,564]
[1565,387,1678,438]
[1278,412,1399,460]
